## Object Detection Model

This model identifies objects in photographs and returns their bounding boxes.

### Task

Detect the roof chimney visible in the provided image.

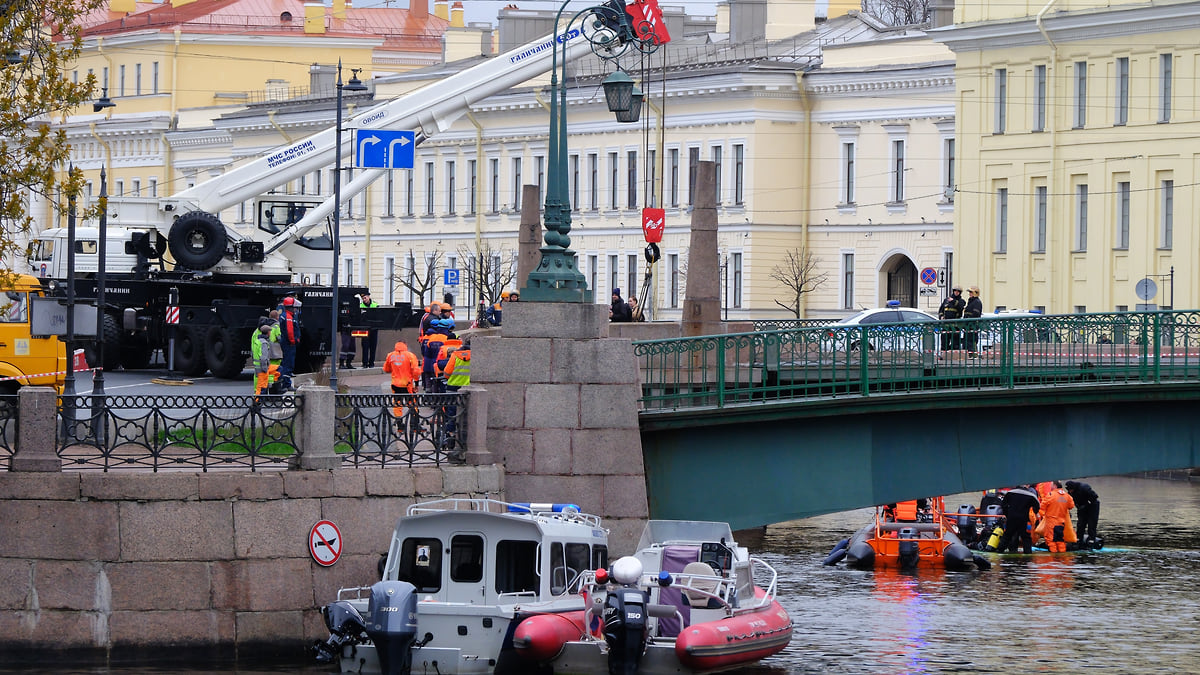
[333,0,348,20]
[434,0,449,20]
[304,1,326,34]
[108,0,136,13]
[450,1,464,27]
[409,0,428,20]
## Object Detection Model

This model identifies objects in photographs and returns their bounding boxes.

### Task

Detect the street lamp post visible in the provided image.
[91,169,108,443]
[521,0,660,302]
[329,61,366,391]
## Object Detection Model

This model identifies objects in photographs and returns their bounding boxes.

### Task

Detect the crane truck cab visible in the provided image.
[0,274,67,395]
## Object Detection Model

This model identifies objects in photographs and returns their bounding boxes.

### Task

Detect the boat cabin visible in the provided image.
[380,499,608,605]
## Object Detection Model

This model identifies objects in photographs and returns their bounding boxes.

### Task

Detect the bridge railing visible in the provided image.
[636,310,1200,410]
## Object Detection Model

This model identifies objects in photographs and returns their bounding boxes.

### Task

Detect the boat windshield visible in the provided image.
[637,520,736,550]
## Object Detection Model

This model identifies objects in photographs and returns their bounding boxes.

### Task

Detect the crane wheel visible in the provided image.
[168,211,228,270]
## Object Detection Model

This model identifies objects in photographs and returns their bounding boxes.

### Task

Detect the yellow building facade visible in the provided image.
[934,0,1200,312]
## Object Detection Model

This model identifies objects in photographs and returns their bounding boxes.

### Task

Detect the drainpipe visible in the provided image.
[267,111,293,143]
[89,124,112,175]
[466,110,485,252]
[646,96,666,319]
[797,69,813,317]
[1037,0,1059,311]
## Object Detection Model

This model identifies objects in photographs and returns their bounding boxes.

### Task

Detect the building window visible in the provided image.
[468,159,477,215]
[1034,186,1047,253]
[588,153,598,210]
[1075,184,1088,251]
[489,158,499,213]
[115,179,123,196]
[627,253,638,302]
[1159,54,1173,123]
[118,64,125,96]
[669,148,680,207]
[890,140,905,203]
[446,161,456,214]
[343,257,354,286]
[668,253,679,308]
[841,141,855,204]
[102,66,108,89]
[842,252,854,309]
[995,187,1008,253]
[1074,61,1087,128]
[152,61,159,93]
[384,256,395,305]
[626,150,637,209]
[535,155,545,205]
[687,147,699,206]
[405,170,414,217]
[994,68,1006,134]
[712,146,723,204]
[609,151,619,209]
[731,252,743,307]
[1115,181,1130,249]
[424,162,434,215]
[132,179,140,197]
[511,157,522,211]
[648,148,657,208]
[148,178,157,197]
[570,154,580,211]
[588,255,598,298]
[135,63,142,96]
[733,144,744,205]
[406,254,417,302]
[608,254,618,297]
[942,138,955,202]
[1034,64,1046,132]
[384,172,395,216]
[1115,57,1129,126]
[1161,179,1174,249]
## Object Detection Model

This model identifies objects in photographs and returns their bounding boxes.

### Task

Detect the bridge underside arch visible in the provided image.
[641,391,1200,530]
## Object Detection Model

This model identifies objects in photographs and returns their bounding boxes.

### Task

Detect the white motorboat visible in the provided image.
[314,498,609,674]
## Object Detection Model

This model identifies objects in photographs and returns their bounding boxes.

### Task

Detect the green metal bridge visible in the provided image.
[634,311,1200,530]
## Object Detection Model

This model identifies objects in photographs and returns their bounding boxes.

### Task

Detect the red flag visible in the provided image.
[626,0,671,45]
[642,207,665,243]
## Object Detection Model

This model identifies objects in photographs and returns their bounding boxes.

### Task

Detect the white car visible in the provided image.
[975,309,1060,351]
[826,302,938,352]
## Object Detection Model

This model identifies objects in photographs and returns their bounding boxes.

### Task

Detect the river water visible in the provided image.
[8,475,1199,674]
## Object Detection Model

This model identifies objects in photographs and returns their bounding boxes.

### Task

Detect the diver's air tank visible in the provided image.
[985,526,1004,552]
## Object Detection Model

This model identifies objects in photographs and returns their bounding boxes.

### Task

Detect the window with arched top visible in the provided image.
[280,11,292,22]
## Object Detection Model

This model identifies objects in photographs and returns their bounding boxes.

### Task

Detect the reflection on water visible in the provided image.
[8,476,1200,674]
[758,475,1200,674]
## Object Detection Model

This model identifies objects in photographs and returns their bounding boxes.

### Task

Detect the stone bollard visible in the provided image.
[11,386,62,472]
[462,385,492,466]
[294,384,341,470]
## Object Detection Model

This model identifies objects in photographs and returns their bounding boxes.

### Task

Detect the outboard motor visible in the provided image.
[314,600,368,663]
[983,503,1004,525]
[364,580,419,675]
[603,557,650,675]
[956,504,978,543]
[897,527,920,569]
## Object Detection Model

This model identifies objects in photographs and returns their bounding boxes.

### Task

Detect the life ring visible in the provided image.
[168,211,227,270]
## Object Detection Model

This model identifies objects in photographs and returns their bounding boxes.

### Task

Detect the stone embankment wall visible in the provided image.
[0,466,503,656]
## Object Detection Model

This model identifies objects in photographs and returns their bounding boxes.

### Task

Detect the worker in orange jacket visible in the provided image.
[383,341,420,423]
[1039,481,1076,552]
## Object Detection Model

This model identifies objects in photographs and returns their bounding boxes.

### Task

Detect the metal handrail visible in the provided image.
[636,310,1200,411]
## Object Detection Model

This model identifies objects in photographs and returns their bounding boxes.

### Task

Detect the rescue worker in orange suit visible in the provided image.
[997,485,1040,554]
[1064,480,1101,548]
[383,341,420,427]
[277,295,301,390]
[1039,481,1076,552]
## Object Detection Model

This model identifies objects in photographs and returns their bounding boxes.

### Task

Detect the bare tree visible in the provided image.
[770,247,828,317]
[459,241,518,323]
[387,249,444,312]
[863,0,930,26]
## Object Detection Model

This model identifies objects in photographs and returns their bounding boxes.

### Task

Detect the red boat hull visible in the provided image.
[512,610,588,662]
[675,593,793,672]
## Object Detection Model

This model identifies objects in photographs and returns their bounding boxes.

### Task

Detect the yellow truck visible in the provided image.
[0,273,67,395]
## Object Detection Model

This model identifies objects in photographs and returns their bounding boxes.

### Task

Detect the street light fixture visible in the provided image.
[329,61,367,391]
[614,85,644,123]
[521,0,663,302]
[93,88,115,113]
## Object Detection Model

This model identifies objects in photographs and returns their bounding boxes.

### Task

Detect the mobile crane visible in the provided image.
[32,10,616,378]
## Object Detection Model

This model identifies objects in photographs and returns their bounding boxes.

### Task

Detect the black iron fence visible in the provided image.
[335,392,466,467]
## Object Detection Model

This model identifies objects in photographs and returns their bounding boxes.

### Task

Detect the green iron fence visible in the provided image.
[636,311,1200,410]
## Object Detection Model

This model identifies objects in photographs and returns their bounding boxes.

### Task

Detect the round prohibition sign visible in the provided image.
[920,267,938,285]
[309,520,343,567]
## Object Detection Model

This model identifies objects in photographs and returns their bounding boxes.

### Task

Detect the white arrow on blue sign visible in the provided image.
[356,130,415,169]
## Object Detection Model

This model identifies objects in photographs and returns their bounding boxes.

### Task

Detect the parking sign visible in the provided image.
[444,269,460,286]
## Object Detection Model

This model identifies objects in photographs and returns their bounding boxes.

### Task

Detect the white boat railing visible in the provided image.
[406,497,603,527]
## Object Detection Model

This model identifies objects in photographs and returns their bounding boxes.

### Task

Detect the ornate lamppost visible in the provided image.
[521,0,662,302]
[329,62,366,391]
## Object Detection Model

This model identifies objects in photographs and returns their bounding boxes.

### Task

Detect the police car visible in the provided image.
[975,309,1061,351]
[826,301,937,352]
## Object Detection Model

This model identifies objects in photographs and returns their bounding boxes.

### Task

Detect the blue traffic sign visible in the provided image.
[356,130,415,169]
[444,269,460,286]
